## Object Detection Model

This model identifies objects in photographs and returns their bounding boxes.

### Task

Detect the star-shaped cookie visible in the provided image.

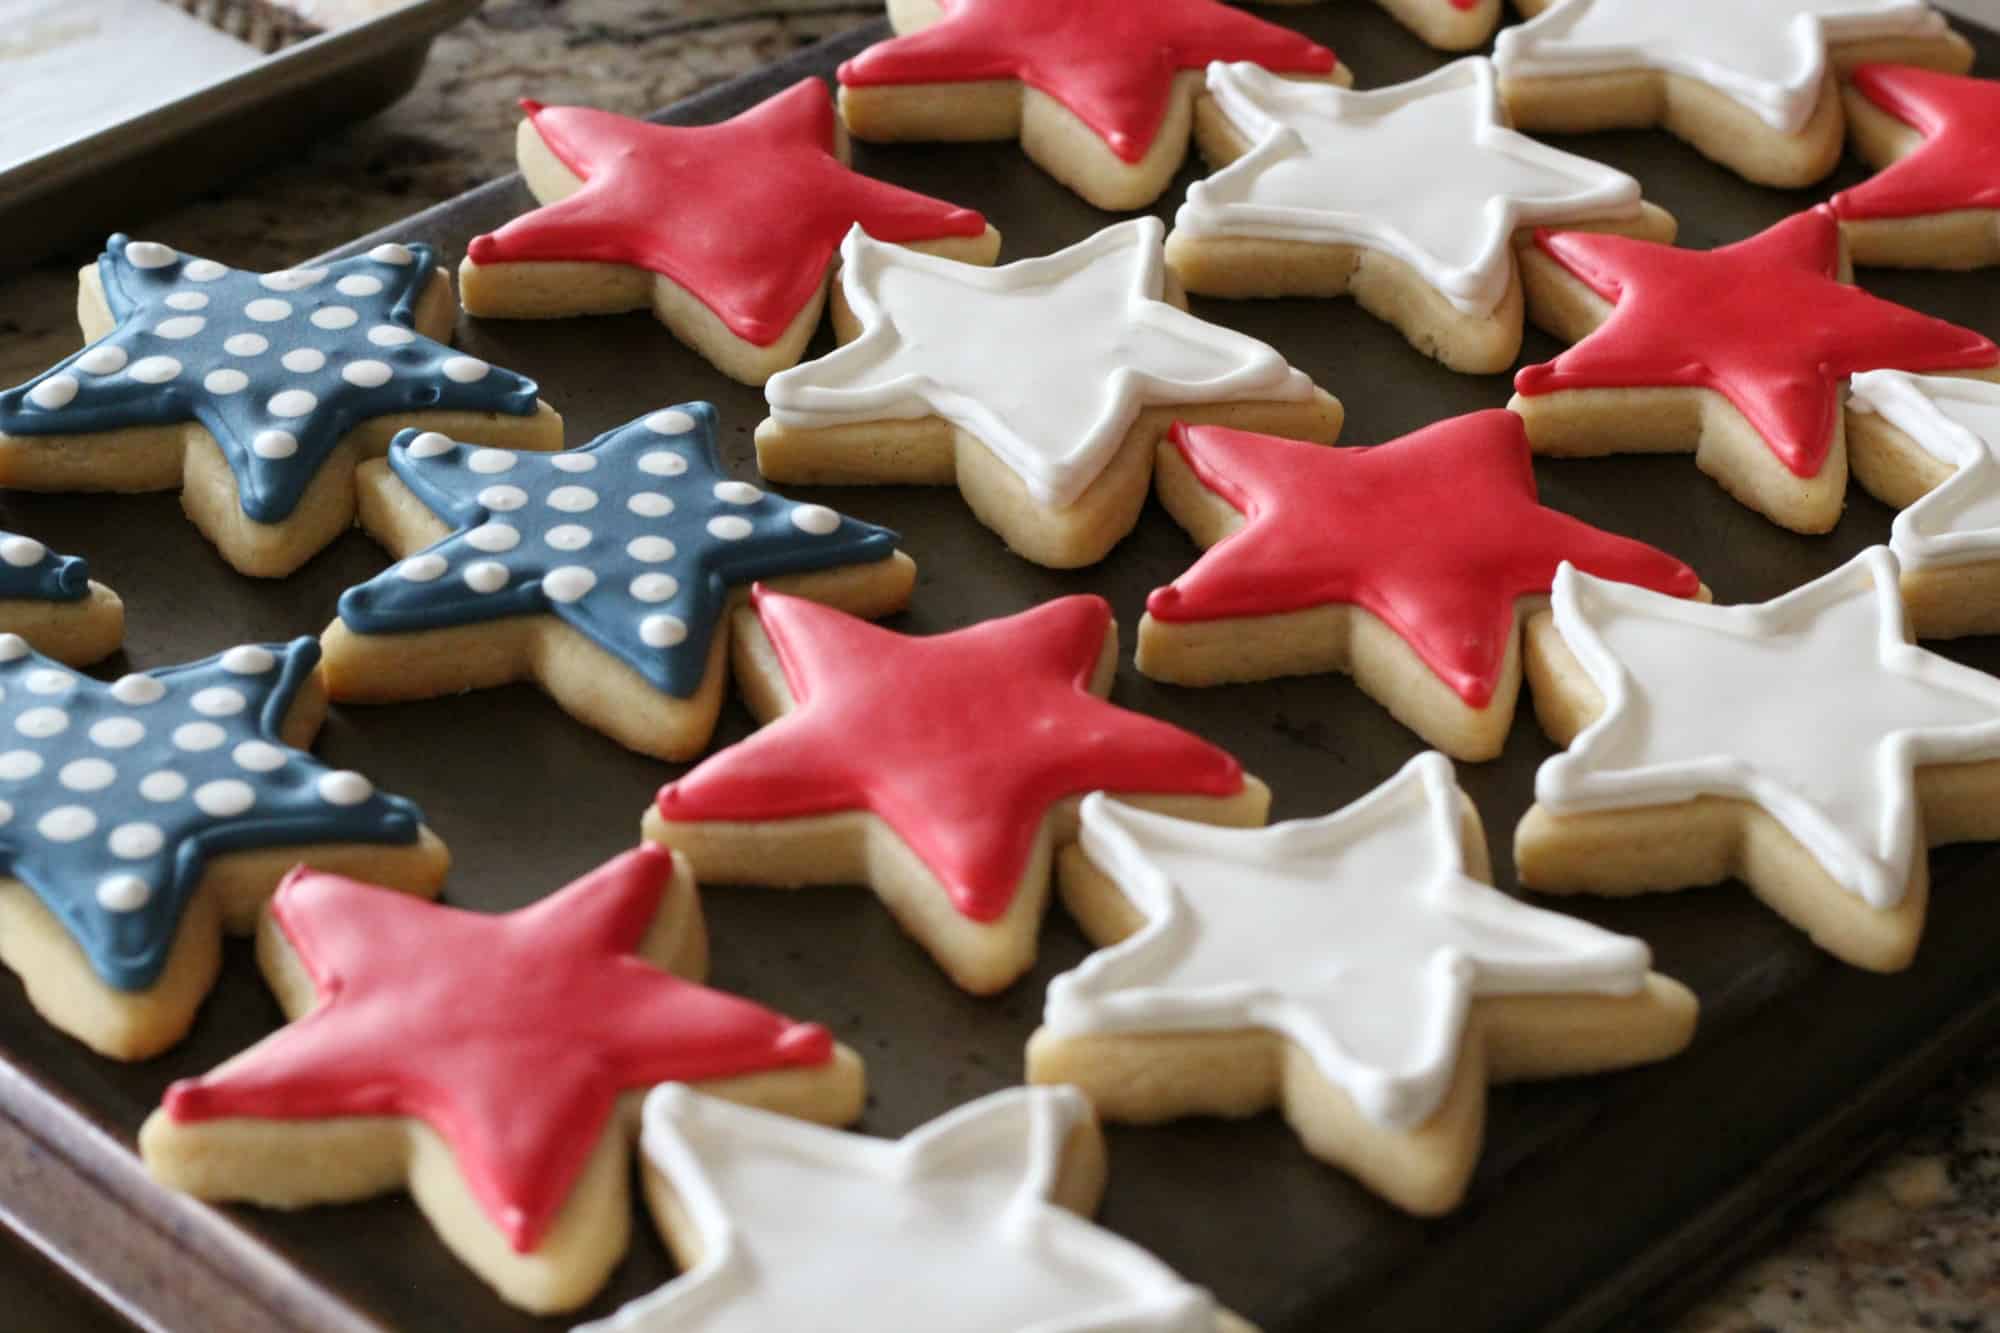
[1849,370,2000,638]
[1168,58,1675,373]
[836,0,1345,210]
[0,635,447,1059]
[579,1085,1245,1333]
[1495,0,1971,186]
[140,845,863,1315]
[459,80,999,386]
[1137,413,1702,760]
[1512,205,2000,533]
[1518,547,2000,972]
[760,218,1341,569]
[1256,0,1501,53]
[1030,755,1696,1215]
[1832,63,2000,269]
[0,530,123,666]
[325,404,914,760]
[644,588,1269,995]
[0,237,562,577]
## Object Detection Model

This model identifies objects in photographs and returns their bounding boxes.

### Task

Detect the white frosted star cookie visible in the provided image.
[758,218,1342,568]
[1518,548,2000,972]
[1169,59,1675,373]
[1494,0,1972,187]
[580,1084,1253,1332]
[1028,754,1696,1216]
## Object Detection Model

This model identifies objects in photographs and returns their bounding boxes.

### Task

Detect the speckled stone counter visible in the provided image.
[3,3,1999,1330]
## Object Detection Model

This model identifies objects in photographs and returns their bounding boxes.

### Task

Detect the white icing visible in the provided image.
[368,244,415,266]
[110,675,165,705]
[139,771,187,802]
[641,615,688,647]
[545,525,592,551]
[38,805,95,841]
[109,823,163,859]
[639,451,688,477]
[193,779,254,817]
[125,241,176,269]
[768,219,1314,508]
[154,316,205,340]
[707,516,752,541]
[268,390,317,418]
[224,334,268,357]
[630,573,679,602]
[468,448,516,474]
[281,348,325,376]
[311,306,359,331]
[96,875,151,912]
[165,293,209,311]
[253,431,299,460]
[232,741,285,772]
[551,453,597,473]
[221,646,275,674]
[89,718,144,749]
[172,722,225,752]
[0,750,41,779]
[128,356,181,384]
[548,485,599,513]
[1537,547,2000,908]
[25,669,69,695]
[406,432,455,459]
[1493,0,1951,133]
[183,260,227,282]
[317,771,373,805]
[191,687,245,717]
[261,268,326,292]
[1177,60,1642,314]
[28,375,78,409]
[1047,754,1651,1130]
[791,505,840,535]
[467,523,521,553]
[0,636,26,662]
[0,538,45,567]
[368,325,416,347]
[244,298,292,323]
[16,707,67,738]
[398,554,448,583]
[1848,371,2000,573]
[342,360,393,388]
[544,567,596,602]
[580,1086,1218,1333]
[443,356,490,383]
[713,481,762,505]
[58,758,115,791]
[464,561,510,593]
[203,369,248,395]
[478,485,529,512]
[647,409,697,434]
[337,275,384,297]
[76,345,128,374]
[627,536,676,562]
[628,492,674,517]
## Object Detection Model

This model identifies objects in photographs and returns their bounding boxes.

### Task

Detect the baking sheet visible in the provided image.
[4,7,2000,1331]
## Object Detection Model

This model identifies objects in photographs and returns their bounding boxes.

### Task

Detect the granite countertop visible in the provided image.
[2,2,1999,1329]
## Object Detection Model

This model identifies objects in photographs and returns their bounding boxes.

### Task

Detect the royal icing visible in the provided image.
[1047,757,1651,1130]
[0,238,540,525]
[0,532,88,603]
[1514,206,1998,478]
[656,589,1247,923]
[1493,0,1951,134]
[1145,414,1700,708]
[337,405,898,698]
[0,636,421,991]
[1177,59,1643,315]
[1849,370,2000,572]
[1830,64,2000,222]
[160,846,836,1253]
[836,0,1336,163]
[766,218,1314,509]
[464,81,990,348]
[1538,547,2000,909]
[581,1085,1218,1333]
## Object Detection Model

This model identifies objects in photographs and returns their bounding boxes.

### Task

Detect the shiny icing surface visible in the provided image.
[0,237,541,524]
[765,218,1315,509]
[1145,413,1699,708]
[1493,0,1951,133]
[836,0,1337,163]
[1047,756,1652,1130]
[1831,63,2000,221]
[1537,547,2000,909]
[583,1085,1219,1332]
[0,532,88,603]
[337,405,898,698]
[1514,207,1998,478]
[464,82,990,347]
[656,589,1247,923]
[160,846,837,1253]
[1850,370,2000,572]
[0,637,421,990]
[1177,59,1642,314]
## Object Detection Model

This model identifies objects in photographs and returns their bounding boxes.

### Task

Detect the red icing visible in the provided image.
[1146,414,1701,708]
[1831,64,2000,221]
[1514,207,1998,478]
[161,847,833,1253]
[836,0,1336,164]
[464,79,989,346]
[655,589,1245,922]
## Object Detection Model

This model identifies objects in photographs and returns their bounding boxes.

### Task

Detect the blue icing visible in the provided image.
[0,532,88,603]
[0,236,541,525]
[0,635,424,991]
[337,403,900,697]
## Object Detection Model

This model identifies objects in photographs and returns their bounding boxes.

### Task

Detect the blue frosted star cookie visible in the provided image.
[323,403,915,759]
[0,236,563,578]
[0,530,123,666]
[0,635,448,1058]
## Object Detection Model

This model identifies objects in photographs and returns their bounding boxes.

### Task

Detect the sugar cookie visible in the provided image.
[459,81,999,386]
[1253,0,1501,53]
[139,846,863,1315]
[1832,63,2000,269]
[0,531,122,666]
[643,588,1270,995]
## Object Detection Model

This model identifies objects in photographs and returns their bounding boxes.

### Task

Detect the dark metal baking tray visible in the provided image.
[0,0,479,266]
[3,8,2000,1332]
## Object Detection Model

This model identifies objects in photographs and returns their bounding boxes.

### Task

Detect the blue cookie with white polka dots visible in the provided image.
[326,403,915,760]
[0,635,449,1059]
[0,531,124,667]
[0,236,563,579]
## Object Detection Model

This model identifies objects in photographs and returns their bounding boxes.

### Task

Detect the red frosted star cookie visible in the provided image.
[643,588,1270,995]
[139,846,863,1314]
[836,0,1346,209]
[1513,205,2000,533]
[1258,0,1500,53]
[460,79,999,385]
[1832,63,2000,269]
[1137,412,1702,760]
